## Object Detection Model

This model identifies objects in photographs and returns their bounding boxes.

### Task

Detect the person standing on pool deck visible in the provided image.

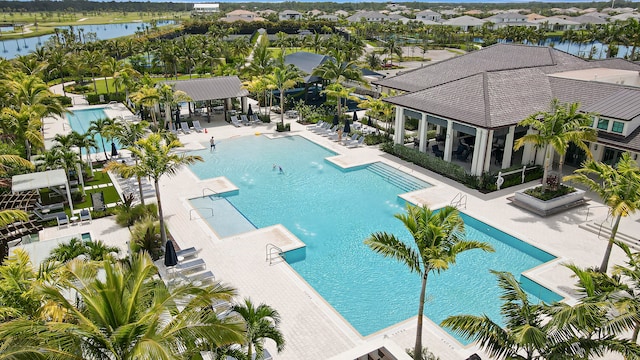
[210,136,216,151]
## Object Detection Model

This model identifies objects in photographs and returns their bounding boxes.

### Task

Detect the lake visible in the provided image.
[0,20,174,59]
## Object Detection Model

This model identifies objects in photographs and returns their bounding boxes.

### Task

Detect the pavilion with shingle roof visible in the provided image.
[374,44,640,176]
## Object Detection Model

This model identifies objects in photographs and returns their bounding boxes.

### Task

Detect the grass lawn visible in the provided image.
[85,170,113,186]
[74,186,121,209]
[86,74,210,95]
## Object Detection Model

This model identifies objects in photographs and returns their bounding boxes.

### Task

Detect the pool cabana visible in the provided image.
[12,169,75,213]
[165,76,250,123]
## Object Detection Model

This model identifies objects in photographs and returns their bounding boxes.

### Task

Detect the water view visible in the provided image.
[0,20,174,59]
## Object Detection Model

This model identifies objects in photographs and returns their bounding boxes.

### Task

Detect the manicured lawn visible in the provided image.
[85,170,113,186]
[74,186,121,209]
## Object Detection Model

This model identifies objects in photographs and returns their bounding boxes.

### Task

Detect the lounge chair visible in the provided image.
[311,122,330,133]
[79,209,92,224]
[230,116,242,127]
[306,121,325,131]
[318,125,337,136]
[176,246,197,259]
[180,122,191,134]
[342,134,360,146]
[192,120,204,133]
[33,209,67,222]
[168,123,179,136]
[346,136,365,148]
[323,126,340,137]
[56,213,69,229]
[251,114,261,124]
[35,201,64,212]
[175,258,206,273]
[240,115,250,126]
[188,270,215,283]
[91,192,106,212]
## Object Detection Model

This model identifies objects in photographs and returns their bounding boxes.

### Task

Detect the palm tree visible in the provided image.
[72,131,97,176]
[158,84,191,131]
[365,205,494,360]
[1,105,44,159]
[564,152,640,273]
[0,252,246,359]
[131,84,161,129]
[265,64,302,126]
[105,133,203,245]
[88,117,114,161]
[312,57,365,117]
[321,83,358,119]
[232,298,285,360]
[47,238,119,263]
[110,120,150,204]
[513,100,596,191]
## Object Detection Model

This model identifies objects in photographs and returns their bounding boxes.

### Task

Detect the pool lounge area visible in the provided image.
[38,101,640,360]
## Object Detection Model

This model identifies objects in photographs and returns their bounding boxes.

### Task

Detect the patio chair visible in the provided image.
[168,122,179,136]
[432,144,444,158]
[311,122,330,133]
[56,213,69,229]
[306,120,325,131]
[175,258,206,273]
[79,209,92,224]
[35,201,64,212]
[33,209,66,222]
[251,114,261,124]
[175,246,197,259]
[240,115,250,126]
[230,116,242,127]
[180,122,191,134]
[318,125,337,136]
[346,136,365,148]
[188,270,215,283]
[192,120,204,133]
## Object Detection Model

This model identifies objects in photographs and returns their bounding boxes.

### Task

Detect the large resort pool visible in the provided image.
[66,107,121,155]
[188,135,561,341]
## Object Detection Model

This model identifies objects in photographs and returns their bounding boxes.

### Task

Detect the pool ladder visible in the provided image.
[450,192,467,209]
[202,187,220,198]
[266,243,285,265]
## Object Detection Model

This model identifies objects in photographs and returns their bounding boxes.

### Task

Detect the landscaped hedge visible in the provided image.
[381,143,543,192]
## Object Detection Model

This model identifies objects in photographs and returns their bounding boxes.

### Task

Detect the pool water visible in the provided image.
[66,108,120,155]
[188,135,560,341]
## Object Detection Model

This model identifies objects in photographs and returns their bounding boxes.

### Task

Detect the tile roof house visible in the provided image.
[373,44,640,175]
[415,10,442,22]
[347,11,390,23]
[279,10,302,21]
[486,13,535,28]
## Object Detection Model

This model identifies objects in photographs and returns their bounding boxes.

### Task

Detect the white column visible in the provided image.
[443,120,454,162]
[65,182,74,214]
[483,130,494,173]
[502,126,515,169]
[418,113,428,153]
[393,107,405,145]
[521,128,536,165]
[470,129,487,176]
[241,97,248,113]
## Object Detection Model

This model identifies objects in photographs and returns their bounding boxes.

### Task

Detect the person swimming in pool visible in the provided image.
[278,166,284,174]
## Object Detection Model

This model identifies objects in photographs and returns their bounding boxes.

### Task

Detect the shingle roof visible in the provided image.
[581,88,640,120]
[284,52,333,83]
[166,76,249,102]
[443,15,486,27]
[373,44,586,93]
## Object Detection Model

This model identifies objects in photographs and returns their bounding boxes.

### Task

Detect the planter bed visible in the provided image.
[508,187,589,217]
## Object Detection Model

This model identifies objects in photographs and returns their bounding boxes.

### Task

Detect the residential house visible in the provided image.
[317,14,338,21]
[347,11,390,23]
[387,14,410,24]
[334,10,349,18]
[373,44,640,176]
[308,9,324,17]
[192,3,219,15]
[526,13,546,22]
[416,10,442,22]
[534,16,580,31]
[485,13,533,28]
[279,10,303,21]
[221,9,265,22]
[570,14,609,28]
[442,15,486,32]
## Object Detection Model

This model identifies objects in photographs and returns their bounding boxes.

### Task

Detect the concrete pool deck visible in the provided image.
[38,104,640,360]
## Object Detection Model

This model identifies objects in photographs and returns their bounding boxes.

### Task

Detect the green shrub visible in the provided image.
[524,184,575,201]
[115,194,158,228]
[130,216,165,261]
[57,96,72,106]
[276,122,290,132]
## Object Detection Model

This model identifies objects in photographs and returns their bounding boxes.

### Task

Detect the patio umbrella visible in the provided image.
[344,118,351,133]
[164,240,178,267]
[247,104,253,117]
[332,114,339,126]
[352,111,358,123]
[110,142,118,157]
[174,109,180,123]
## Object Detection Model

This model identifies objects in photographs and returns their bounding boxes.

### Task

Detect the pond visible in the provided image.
[0,20,174,59]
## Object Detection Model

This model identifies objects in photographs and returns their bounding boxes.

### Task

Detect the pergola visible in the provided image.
[165,76,250,123]
[12,169,74,213]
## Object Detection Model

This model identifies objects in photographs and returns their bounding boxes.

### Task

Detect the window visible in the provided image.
[612,121,624,134]
[597,118,609,130]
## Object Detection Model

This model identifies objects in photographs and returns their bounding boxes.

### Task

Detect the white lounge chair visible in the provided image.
[180,122,191,134]
[318,125,337,136]
[239,115,250,126]
[323,126,339,137]
[192,120,204,132]
[175,246,197,259]
[175,258,206,273]
[79,209,92,224]
[56,213,69,229]
[306,121,325,131]
[188,270,215,283]
[168,123,179,136]
[346,136,365,148]
[311,122,330,133]
[251,114,261,124]
[230,116,242,127]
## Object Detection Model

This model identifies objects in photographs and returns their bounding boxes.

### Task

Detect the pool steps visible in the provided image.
[366,163,430,193]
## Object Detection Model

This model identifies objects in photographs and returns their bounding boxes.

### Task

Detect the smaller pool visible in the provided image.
[66,108,120,155]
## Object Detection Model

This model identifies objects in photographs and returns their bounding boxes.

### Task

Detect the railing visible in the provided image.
[495,166,537,190]
[202,187,219,198]
[450,192,467,209]
[189,208,213,220]
[266,243,285,265]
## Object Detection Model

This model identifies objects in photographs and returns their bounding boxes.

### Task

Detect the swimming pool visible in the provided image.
[188,135,560,341]
[66,108,119,155]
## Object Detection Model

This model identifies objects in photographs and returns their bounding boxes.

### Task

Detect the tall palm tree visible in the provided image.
[110,120,150,204]
[88,117,114,161]
[0,252,246,359]
[131,84,161,129]
[312,57,365,117]
[158,84,191,131]
[564,152,640,273]
[365,205,493,360]
[321,83,358,119]
[105,133,203,245]
[72,131,97,176]
[0,105,44,159]
[265,64,302,126]
[513,100,596,191]
[232,298,285,360]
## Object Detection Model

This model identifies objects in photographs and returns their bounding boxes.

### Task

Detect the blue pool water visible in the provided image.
[188,135,560,341]
[66,108,120,155]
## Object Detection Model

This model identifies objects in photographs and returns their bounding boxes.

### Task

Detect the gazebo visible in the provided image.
[12,169,75,213]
